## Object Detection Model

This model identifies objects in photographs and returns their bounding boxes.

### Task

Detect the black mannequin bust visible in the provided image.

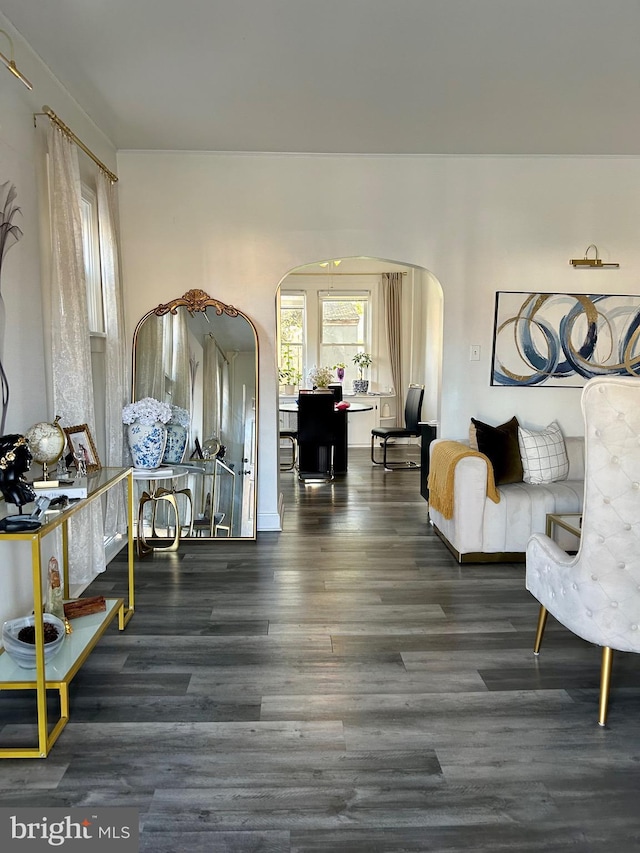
[0,434,36,509]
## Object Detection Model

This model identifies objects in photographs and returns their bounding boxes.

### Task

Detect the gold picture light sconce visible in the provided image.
[570,244,619,269]
[0,29,33,90]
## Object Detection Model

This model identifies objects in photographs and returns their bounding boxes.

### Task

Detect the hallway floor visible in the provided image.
[1,449,640,851]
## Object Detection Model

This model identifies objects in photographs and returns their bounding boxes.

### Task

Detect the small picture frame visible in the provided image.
[63,424,101,473]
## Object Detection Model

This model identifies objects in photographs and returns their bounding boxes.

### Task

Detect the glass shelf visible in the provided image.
[0,598,124,687]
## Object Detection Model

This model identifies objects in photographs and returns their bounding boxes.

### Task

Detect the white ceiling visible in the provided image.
[3,0,640,155]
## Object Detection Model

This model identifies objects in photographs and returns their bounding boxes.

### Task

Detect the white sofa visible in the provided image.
[428,436,585,562]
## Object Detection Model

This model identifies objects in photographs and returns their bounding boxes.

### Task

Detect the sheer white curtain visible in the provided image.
[97,172,128,537]
[220,357,231,440]
[169,310,191,410]
[203,335,221,442]
[383,272,404,425]
[47,124,105,585]
[135,311,190,411]
[136,317,165,400]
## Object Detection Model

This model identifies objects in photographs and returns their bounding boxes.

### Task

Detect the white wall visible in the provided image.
[117,151,640,530]
[422,269,443,424]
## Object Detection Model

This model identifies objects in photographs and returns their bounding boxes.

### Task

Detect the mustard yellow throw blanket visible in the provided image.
[428,441,500,520]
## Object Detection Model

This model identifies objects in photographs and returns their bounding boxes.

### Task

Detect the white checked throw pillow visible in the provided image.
[517,421,569,485]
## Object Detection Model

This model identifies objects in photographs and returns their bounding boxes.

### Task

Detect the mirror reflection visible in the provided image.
[132,289,258,540]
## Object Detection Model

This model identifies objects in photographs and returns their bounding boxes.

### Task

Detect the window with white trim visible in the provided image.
[279,292,305,387]
[319,291,370,387]
[80,187,104,335]
[79,184,107,465]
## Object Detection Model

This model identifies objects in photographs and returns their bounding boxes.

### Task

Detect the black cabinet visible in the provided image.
[419,422,438,500]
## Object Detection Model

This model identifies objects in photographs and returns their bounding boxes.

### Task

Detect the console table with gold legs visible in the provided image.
[0,466,135,759]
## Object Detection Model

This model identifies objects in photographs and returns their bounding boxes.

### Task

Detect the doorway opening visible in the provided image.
[276,256,443,458]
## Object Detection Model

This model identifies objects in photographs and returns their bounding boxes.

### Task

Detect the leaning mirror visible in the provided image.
[131,289,258,540]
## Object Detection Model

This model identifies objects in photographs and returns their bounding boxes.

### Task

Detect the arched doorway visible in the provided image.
[276,256,443,461]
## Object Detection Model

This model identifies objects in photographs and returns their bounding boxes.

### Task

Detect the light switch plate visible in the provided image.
[470,344,480,361]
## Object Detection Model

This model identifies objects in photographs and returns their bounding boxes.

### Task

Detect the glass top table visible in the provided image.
[546,512,582,540]
[279,400,373,413]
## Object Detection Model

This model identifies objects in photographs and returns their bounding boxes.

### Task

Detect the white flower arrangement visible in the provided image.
[169,405,190,428]
[122,397,172,426]
[308,365,334,388]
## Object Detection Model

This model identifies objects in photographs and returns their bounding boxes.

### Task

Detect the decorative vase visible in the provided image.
[353,379,369,393]
[127,421,167,469]
[163,423,188,464]
[336,367,345,382]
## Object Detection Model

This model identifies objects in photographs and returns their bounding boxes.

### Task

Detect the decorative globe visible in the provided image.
[202,435,221,459]
[25,417,66,478]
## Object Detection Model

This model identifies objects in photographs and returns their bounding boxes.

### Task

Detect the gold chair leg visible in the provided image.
[533,605,548,655]
[598,646,613,727]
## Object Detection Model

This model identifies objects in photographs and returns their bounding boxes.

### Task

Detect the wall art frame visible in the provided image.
[491,291,640,388]
[63,423,101,472]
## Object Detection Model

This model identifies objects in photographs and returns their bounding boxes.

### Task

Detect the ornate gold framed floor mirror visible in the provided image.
[131,289,258,541]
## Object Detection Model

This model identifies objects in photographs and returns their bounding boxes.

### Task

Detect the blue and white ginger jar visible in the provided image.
[127,421,167,469]
[163,423,188,464]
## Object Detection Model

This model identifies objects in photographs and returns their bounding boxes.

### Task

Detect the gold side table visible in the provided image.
[133,465,192,556]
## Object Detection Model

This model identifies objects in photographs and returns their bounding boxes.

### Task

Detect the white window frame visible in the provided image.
[279,290,306,384]
[318,290,371,381]
[80,186,105,336]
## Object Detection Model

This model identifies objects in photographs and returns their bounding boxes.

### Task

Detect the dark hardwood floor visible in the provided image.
[2,447,640,851]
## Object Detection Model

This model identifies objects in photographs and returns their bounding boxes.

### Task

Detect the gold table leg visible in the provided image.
[137,489,181,555]
[172,486,193,536]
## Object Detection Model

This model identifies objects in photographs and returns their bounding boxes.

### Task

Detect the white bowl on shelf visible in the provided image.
[1,614,66,668]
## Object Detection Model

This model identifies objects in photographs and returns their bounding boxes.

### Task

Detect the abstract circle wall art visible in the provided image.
[491,291,640,387]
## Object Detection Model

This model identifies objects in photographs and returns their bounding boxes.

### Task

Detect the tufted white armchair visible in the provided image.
[526,375,640,726]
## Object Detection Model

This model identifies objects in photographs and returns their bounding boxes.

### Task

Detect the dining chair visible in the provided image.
[371,384,424,469]
[279,428,298,471]
[526,375,640,726]
[296,391,338,482]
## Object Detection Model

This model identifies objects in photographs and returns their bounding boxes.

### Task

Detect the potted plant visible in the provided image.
[307,365,334,389]
[333,362,346,382]
[279,349,302,394]
[279,365,302,394]
[352,352,372,393]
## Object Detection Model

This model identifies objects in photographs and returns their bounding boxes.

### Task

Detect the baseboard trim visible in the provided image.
[432,524,525,564]
[258,510,283,532]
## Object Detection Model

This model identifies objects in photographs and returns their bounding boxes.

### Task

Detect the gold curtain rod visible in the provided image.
[208,333,230,364]
[288,271,407,276]
[34,105,118,184]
